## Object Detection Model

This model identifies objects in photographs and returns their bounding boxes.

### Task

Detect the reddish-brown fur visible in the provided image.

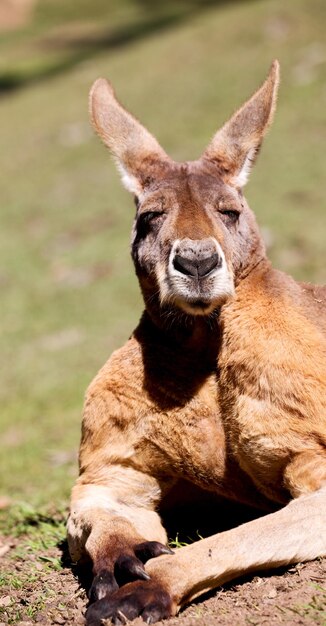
[67,62,326,625]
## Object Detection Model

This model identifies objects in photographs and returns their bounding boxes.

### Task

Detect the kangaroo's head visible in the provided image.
[90,62,279,323]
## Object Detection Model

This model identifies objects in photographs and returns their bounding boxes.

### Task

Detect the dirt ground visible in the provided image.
[0,533,325,626]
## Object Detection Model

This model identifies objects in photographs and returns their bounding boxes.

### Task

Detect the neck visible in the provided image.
[134,310,221,409]
[235,250,269,286]
[138,308,221,359]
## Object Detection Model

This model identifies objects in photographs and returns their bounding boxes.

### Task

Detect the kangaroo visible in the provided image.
[67,61,326,626]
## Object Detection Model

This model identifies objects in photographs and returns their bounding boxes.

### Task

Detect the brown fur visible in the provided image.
[67,62,326,625]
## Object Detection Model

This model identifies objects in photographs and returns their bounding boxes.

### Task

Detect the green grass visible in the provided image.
[1,0,325,519]
[0,501,65,536]
[0,505,68,623]
[279,584,326,624]
[0,503,66,575]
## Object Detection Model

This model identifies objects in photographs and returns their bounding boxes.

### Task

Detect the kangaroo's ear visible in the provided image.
[202,60,280,188]
[90,79,170,197]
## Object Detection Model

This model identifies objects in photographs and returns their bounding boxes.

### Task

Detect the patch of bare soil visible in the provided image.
[0,531,325,626]
[0,535,86,625]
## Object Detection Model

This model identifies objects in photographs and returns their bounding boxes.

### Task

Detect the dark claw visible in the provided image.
[88,569,118,603]
[135,541,174,562]
[86,597,112,626]
[142,601,172,623]
[86,593,139,626]
[115,554,150,586]
[88,541,173,604]
[113,610,128,626]
[85,580,173,626]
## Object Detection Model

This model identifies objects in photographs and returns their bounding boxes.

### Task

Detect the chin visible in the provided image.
[173,292,233,316]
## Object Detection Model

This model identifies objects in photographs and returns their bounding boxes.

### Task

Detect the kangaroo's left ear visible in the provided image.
[89,78,171,197]
[202,60,280,188]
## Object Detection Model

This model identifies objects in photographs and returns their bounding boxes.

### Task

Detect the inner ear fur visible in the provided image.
[89,78,170,196]
[202,60,280,188]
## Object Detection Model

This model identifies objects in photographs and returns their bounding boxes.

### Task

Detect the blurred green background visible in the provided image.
[1,0,325,509]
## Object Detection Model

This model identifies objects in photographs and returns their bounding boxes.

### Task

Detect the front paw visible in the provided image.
[89,541,174,603]
[89,570,119,603]
[86,580,174,625]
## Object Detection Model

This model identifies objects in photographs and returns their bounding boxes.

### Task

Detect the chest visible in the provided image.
[138,373,227,489]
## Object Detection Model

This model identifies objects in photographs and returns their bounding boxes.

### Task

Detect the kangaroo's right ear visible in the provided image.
[202,61,280,188]
[90,79,170,197]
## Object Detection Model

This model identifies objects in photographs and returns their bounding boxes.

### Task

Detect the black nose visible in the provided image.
[173,253,221,278]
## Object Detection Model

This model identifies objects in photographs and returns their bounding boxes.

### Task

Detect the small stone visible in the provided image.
[35,562,44,571]
[0,596,11,607]
[268,587,277,599]
[0,496,11,509]
[0,544,10,557]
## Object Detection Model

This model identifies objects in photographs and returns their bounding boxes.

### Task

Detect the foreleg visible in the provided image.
[67,466,171,608]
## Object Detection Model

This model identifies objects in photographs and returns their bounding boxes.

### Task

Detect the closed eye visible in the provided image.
[136,210,166,240]
[140,211,165,224]
[218,209,239,224]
